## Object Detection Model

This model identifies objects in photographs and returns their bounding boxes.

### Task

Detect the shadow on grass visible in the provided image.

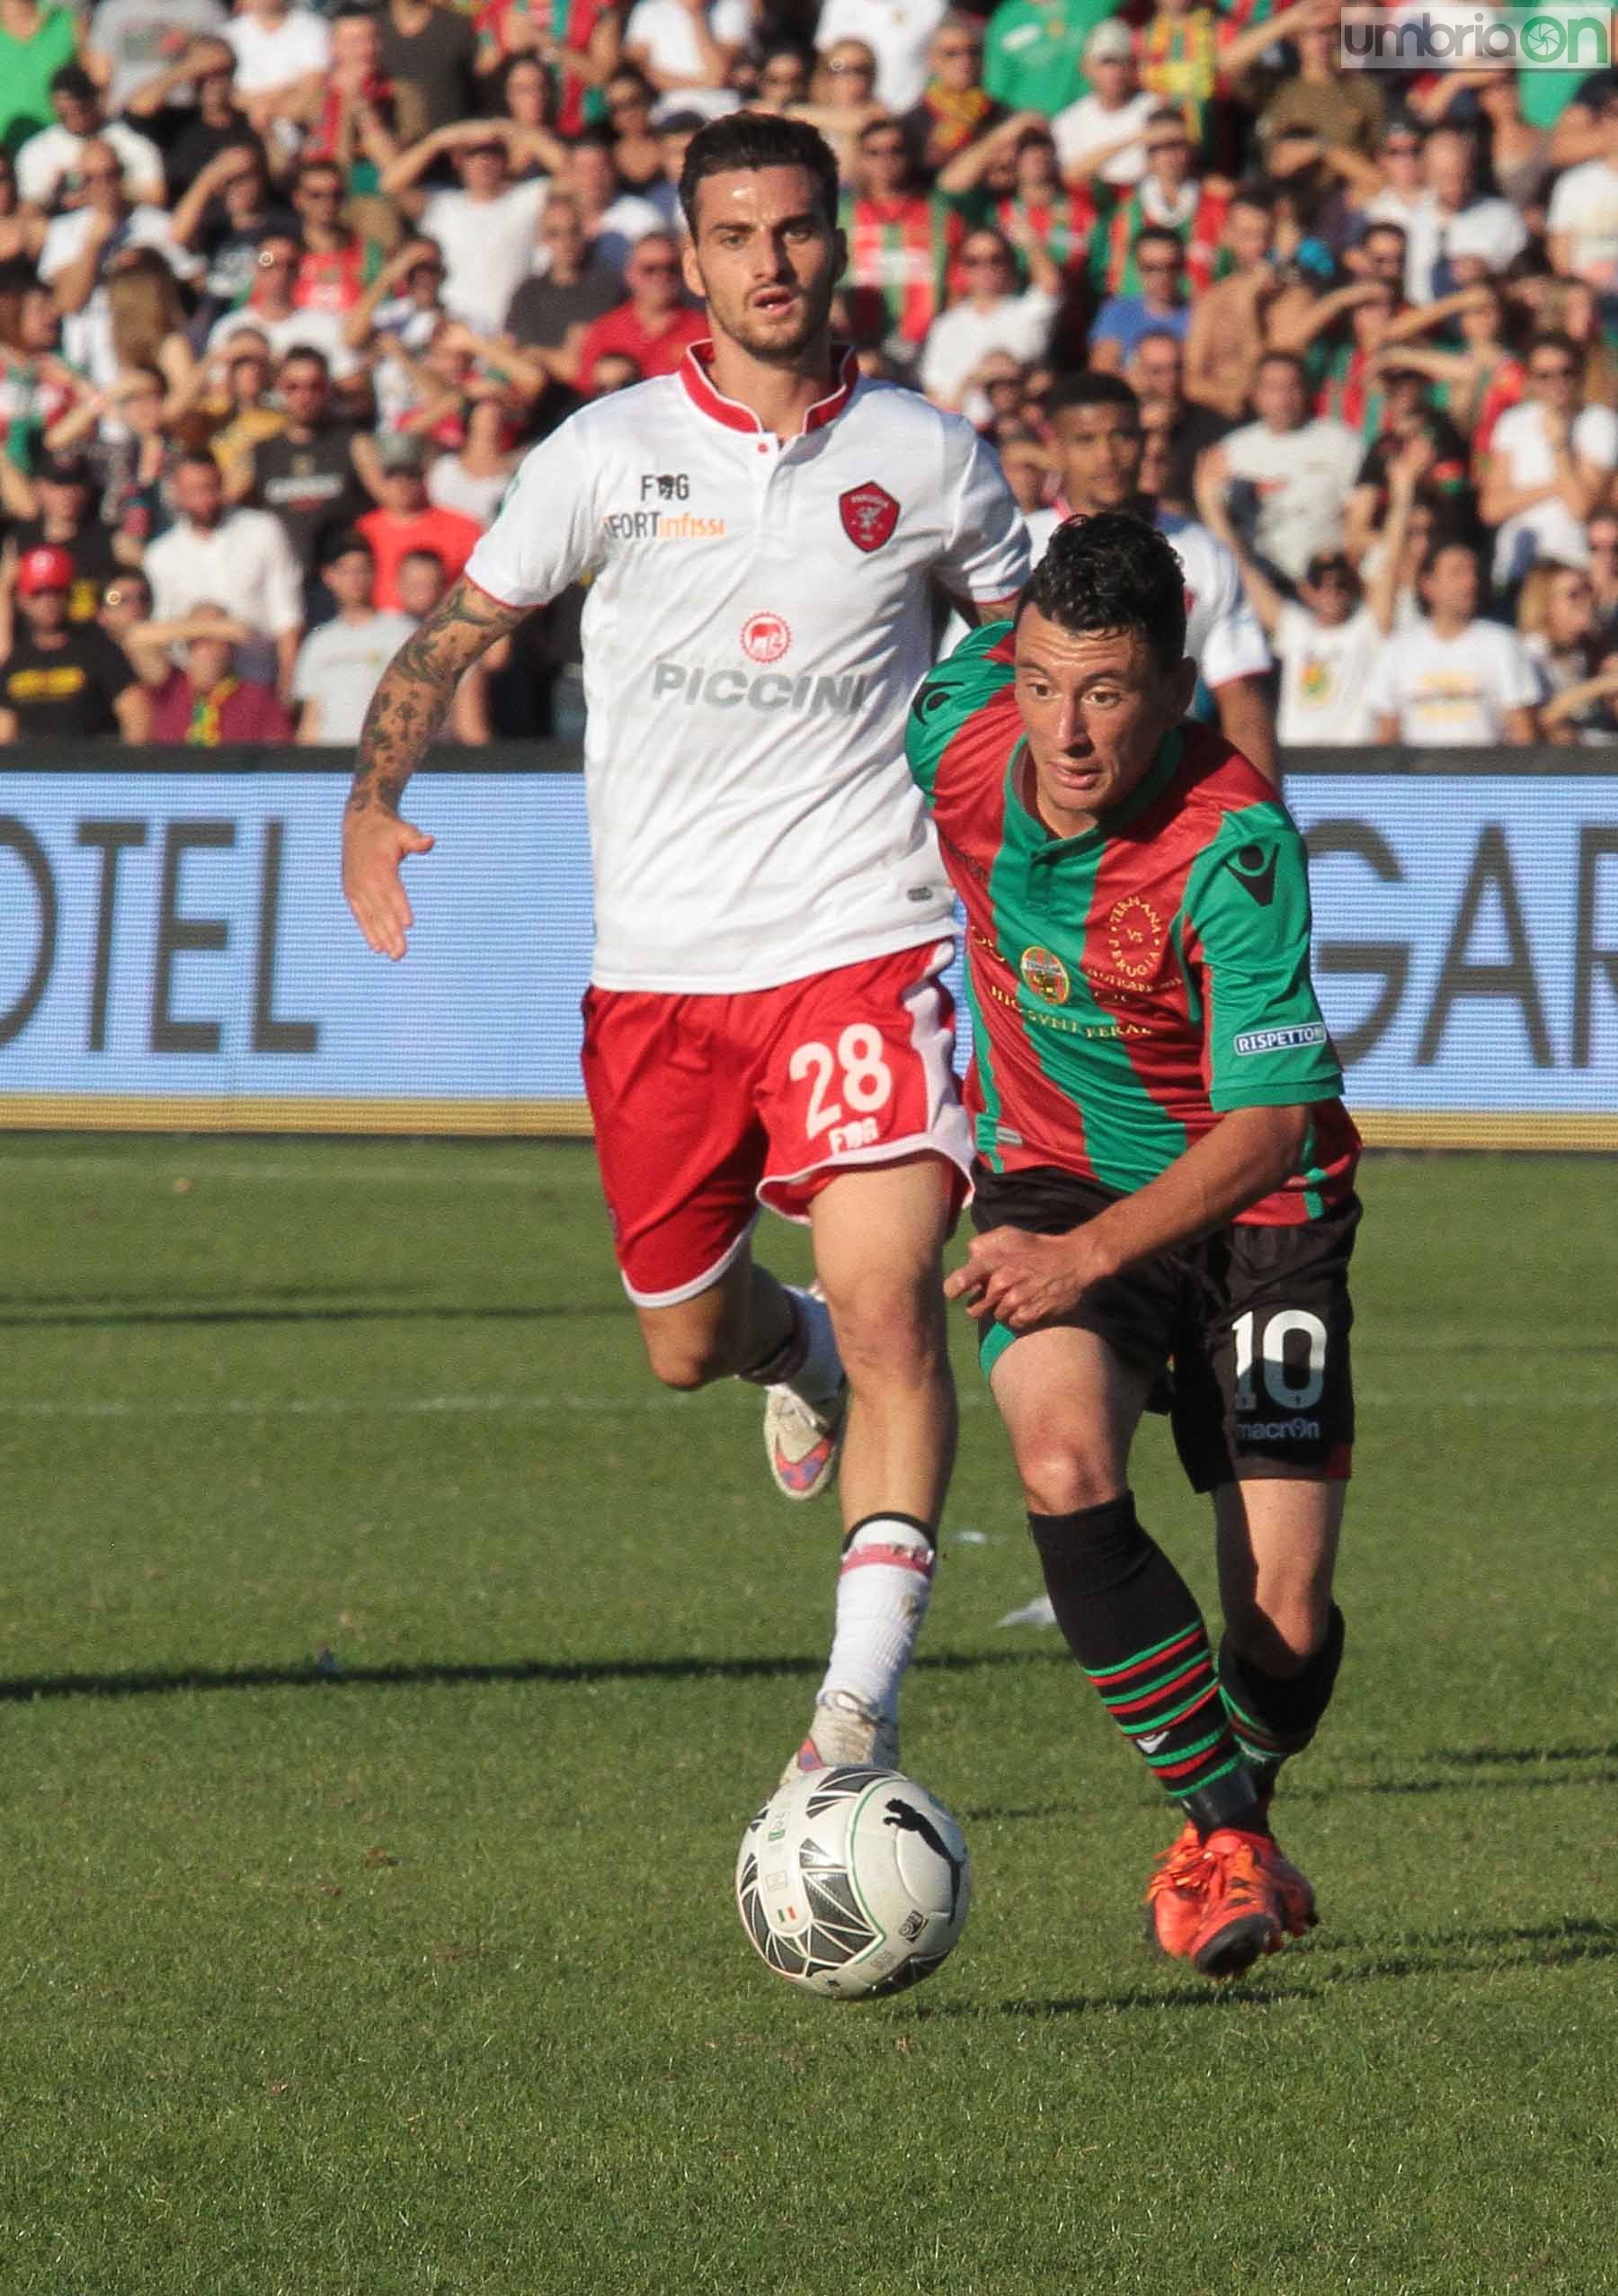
[935,1919,1618,2019]
[0,1647,1065,1704]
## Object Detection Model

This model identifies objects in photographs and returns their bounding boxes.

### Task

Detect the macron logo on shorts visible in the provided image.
[1234,1023,1328,1057]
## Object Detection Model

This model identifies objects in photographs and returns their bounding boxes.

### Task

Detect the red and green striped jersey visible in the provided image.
[906,625,1359,1224]
[839,192,964,352]
[1096,182,1230,297]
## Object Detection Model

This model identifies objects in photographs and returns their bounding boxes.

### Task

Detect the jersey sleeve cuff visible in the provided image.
[1209,1076,1346,1113]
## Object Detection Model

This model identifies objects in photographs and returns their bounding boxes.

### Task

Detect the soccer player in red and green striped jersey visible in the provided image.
[905,512,1362,1982]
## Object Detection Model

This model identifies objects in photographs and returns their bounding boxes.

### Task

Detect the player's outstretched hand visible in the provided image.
[945,1226,1099,1331]
[342,805,435,960]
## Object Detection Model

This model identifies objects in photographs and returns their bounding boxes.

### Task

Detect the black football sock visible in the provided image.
[1219,1604,1347,1797]
[1029,1495,1267,1838]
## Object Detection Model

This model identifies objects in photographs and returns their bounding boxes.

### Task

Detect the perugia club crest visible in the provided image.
[840,481,899,553]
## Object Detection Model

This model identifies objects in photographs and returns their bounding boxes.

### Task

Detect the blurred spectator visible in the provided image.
[17,65,165,211]
[1479,330,1618,588]
[1248,0,1383,164]
[355,430,481,606]
[1126,328,1229,509]
[39,141,200,385]
[1184,184,1314,419]
[559,129,667,269]
[984,0,1112,120]
[938,115,1097,286]
[142,448,303,692]
[392,538,494,736]
[1403,125,1527,304]
[1090,226,1187,373]
[1093,108,1228,296]
[1200,349,1365,585]
[382,120,552,334]
[222,0,332,145]
[291,530,416,743]
[97,564,154,658]
[194,326,286,489]
[424,390,515,522]
[469,4,620,139]
[8,449,123,619]
[840,116,963,363]
[604,66,667,199]
[503,193,622,378]
[0,265,82,469]
[900,14,1005,183]
[1586,509,1618,628]
[204,227,360,377]
[88,6,229,122]
[305,8,428,231]
[1373,279,1525,458]
[127,40,263,206]
[1053,22,1157,189]
[1341,379,1470,558]
[1276,266,1405,441]
[43,365,177,557]
[1201,436,1418,743]
[0,153,46,266]
[753,48,813,114]
[573,227,705,391]
[622,0,747,117]
[1547,88,1618,289]
[0,0,79,162]
[998,426,1051,515]
[173,146,295,334]
[920,221,1060,409]
[1365,537,1540,744]
[0,543,151,740]
[290,159,378,316]
[792,36,882,179]
[377,0,478,138]
[244,347,379,575]
[1518,557,1618,742]
[141,602,295,738]
[815,0,946,115]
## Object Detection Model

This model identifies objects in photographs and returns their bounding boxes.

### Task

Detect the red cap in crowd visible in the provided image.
[16,546,76,598]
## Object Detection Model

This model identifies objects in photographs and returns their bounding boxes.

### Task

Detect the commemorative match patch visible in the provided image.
[1019,946,1071,1005]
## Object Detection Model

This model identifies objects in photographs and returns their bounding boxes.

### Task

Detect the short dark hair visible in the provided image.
[1420,534,1481,583]
[1019,512,1187,671]
[679,110,839,235]
[1045,369,1141,424]
[1133,225,1183,261]
[1256,349,1307,385]
[51,63,98,102]
[321,527,373,566]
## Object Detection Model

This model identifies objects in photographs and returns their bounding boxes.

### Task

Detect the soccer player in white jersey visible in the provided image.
[342,111,1028,1784]
[1023,370,1277,781]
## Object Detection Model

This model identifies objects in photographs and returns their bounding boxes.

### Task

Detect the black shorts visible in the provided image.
[970,1164,1358,1494]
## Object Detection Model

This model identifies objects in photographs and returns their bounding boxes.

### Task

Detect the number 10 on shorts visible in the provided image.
[1231,1307,1329,1415]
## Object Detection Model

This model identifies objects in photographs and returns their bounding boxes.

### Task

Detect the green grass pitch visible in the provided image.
[0,1136,1613,2293]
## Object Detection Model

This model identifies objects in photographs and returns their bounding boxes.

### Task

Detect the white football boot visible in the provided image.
[763,1375,850,1501]
[778,1688,899,1790]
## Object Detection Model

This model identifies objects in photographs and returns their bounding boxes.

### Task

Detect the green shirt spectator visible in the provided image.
[983,0,1115,117]
[0,2,78,158]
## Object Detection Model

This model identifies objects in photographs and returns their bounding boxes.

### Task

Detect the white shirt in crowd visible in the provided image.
[208,303,362,380]
[87,0,227,113]
[814,0,947,112]
[1220,414,1365,584]
[427,454,511,527]
[1401,192,1528,302]
[623,0,750,115]
[1363,617,1541,745]
[920,287,1059,408]
[1488,397,1618,586]
[221,5,330,92]
[1273,601,1381,744]
[420,178,549,337]
[1051,92,1160,187]
[465,347,1028,992]
[292,609,419,743]
[144,507,304,684]
[1547,156,1618,284]
[16,120,165,210]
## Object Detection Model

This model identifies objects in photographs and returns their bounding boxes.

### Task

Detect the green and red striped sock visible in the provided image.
[1029,1495,1266,1836]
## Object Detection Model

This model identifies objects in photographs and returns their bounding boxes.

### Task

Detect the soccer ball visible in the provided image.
[734,1766,971,1999]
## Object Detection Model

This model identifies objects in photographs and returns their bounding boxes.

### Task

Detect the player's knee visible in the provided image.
[822,1277,943,1393]
[1223,1588,1330,1676]
[639,1322,733,1391]
[1016,1446,1120,1518]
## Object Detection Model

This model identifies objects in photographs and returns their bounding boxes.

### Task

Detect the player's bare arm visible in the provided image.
[342,577,527,959]
[947,1102,1311,1330]
[973,592,1025,626]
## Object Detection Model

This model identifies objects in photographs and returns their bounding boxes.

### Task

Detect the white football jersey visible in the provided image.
[1023,503,1271,689]
[467,346,1029,992]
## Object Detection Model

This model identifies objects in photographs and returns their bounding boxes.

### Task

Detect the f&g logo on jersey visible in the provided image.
[640,472,689,501]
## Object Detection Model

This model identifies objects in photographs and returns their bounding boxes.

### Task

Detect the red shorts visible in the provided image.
[580,939,971,1306]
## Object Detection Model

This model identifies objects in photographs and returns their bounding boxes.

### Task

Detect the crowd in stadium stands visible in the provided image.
[3,0,1618,748]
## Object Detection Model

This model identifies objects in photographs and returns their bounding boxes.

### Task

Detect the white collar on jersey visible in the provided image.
[678,339,861,438]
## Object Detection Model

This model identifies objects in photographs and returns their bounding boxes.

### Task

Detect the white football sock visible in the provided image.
[818,1515,937,1722]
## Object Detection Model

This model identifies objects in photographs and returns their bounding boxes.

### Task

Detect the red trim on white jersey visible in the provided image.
[678,340,861,437]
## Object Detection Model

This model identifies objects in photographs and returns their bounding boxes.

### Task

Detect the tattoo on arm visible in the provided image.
[347,577,527,814]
